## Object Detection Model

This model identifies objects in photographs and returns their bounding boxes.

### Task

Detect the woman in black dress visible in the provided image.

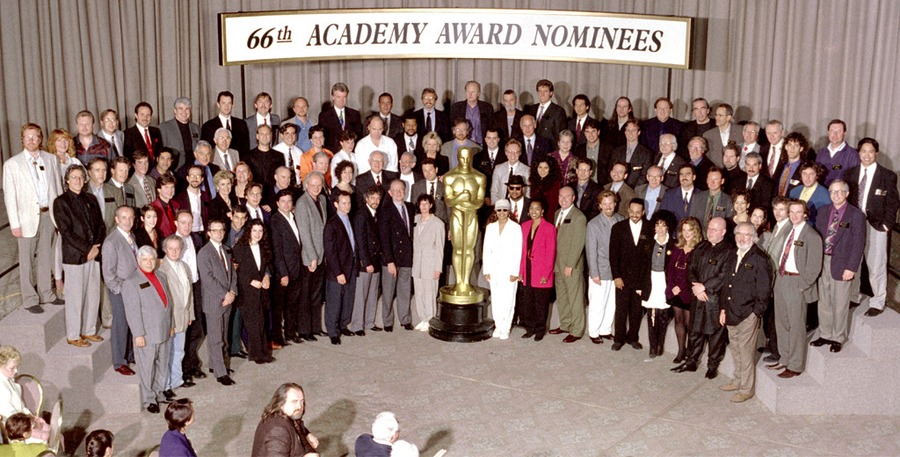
[209,170,237,223]
[232,219,274,364]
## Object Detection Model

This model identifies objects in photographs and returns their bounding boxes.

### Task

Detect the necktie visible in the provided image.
[768,146,777,177]
[127,234,137,257]
[223,152,232,171]
[824,211,839,254]
[512,201,518,219]
[658,156,666,168]
[143,128,154,161]
[383,116,389,132]
[683,192,689,213]
[425,113,432,132]
[747,177,754,190]
[408,137,415,152]
[858,168,868,208]
[401,204,410,234]
[705,194,715,222]
[556,211,563,228]
[429,181,435,196]
[527,139,533,161]
[339,110,345,128]
[576,119,582,142]
[263,117,267,127]
[226,118,231,131]
[779,228,795,275]
[141,178,152,203]
[537,105,545,122]
[778,166,791,196]
[375,174,381,187]
[218,245,228,272]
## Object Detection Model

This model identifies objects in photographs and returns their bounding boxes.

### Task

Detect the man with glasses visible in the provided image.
[703,103,743,167]
[197,219,237,386]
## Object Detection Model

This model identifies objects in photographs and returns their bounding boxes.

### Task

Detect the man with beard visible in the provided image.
[252,383,319,456]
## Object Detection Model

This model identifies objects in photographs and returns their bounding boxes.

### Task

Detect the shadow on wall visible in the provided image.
[62,365,103,454]
[308,398,357,457]
[422,428,453,456]
[201,413,245,456]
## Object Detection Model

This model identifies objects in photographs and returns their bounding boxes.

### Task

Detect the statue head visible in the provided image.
[457,146,475,170]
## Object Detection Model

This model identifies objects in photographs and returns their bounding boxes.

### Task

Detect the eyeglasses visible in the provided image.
[508,186,523,190]
[496,209,509,212]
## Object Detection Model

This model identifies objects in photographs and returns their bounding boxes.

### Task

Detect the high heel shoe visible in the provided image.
[672,351,685,364]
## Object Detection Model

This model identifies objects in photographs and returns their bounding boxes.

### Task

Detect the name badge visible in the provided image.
[708,258,718,265]
[104,197,115,202]
[139,282,151,289]
[715,205,725,212]
[125,192,134,199]
[666,170,676,175]
[790,179,800,186]
[839,221,850,228]
[875,189,887,196]
[832,164,842,170]
[639,234,648,240]
[793,240,805,247]
[632,166,643,171]
[744,263,754,270]
[563,220,571,224]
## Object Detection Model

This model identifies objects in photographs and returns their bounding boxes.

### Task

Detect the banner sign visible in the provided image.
[219,8,692,68]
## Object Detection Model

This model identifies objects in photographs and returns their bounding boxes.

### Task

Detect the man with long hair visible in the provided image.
[252,383,319,456]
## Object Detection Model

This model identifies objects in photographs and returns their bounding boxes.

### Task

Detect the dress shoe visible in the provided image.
[330,336,341,345]
[163,389,176,401]
[146,403,160,414]
[563,335,581,343]
[810,338,830,347]
[115,365,136,376]
[341,328,354,337]
[254,359,267,365]
[81,333,104,343]
[209,368,234,374]
[291,336,304,344]
[49,298,65,305]
[705,367,719,379]
[830,342,843,353]
[315,331,329,337]
[403,323,414,331]
[384,326,394,332]
[765,363,785,371]
[191,369,207,379]
[217,375,236,386]
[25,305,44,314]
[630,342,643,350]
[264,357,276,363]
[864,308,884,317]
[648,349,658,358]
[270,342,284,350]
[590,336,603,344]
[232,351,249,359]
[302,334,318,342]
[522,332,535,339]
[181,379,196,388]
[354,330,366,336]
[849,301,860,309]
[672,363,697,373]
[601,334,614,340]
[611,342,624,351]
[778,369,801,378]
[719,383,740,392]
[672,353,685,364]
[730,393,752,403]
[371,326,384,332]
[763,354,780,363]
[534,334,544,341]
[67,338,91,348]
[548,328,566,335]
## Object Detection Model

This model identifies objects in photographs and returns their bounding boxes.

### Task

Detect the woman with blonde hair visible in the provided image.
[0,346,50,442]
[668,217,703,364]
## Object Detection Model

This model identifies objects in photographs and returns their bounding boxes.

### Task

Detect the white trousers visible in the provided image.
[587,279,616,337]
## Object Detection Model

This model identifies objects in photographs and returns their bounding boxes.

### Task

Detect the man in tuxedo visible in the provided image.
[702,103,743,167]
[549,186,588,343]
[635,166,668,220]
[660,164,702,222]
[680,97,715,149]
[763,120,787,179]
[742,152,776,210]
[767,200,823,379]
[845,138,900,317]
[378,179,415,331]
[295,172,329,340]
[197,219,238,386]
[491,89,524,144]
[410,158,447,223]
[653,133,687,189]
[610,119,654,189]
[123,102,163,163]
[101,206,139,376]
[355,151,397,208]
[609,198,654,350]
[211,128,240,172]
[640,97,683,156]
[575,119,609,186]
[159,97,200,169]
[374,92,403,139]
[686,136,715,191]
[4,124,64,312]
[319,82,363,152]
[570,158,602,221]
[738,121,763,171]
[74,110,112,165]
[528,79,567,143]
[490,139,530,204]
[567,94,595,146]
[816,119,860,186]
[515,115,551,166]
[813,180,866,352]
[201,90,250,156]
[270,189,303,346]
[450,80,493,145]
[415,87,450,142]
[393,115,422,156]
[323,191,358,345]
[244,92,280,150]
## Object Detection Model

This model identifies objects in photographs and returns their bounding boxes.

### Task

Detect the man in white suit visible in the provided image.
[490,139,530,204]
[157,234,195,394]
[4,123,64,312]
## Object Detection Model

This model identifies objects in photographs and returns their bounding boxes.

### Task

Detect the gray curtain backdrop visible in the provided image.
[1,0,899,173]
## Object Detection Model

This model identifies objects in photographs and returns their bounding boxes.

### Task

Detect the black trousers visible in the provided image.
[614,288,643,344]
[646,308,670,352]
[686,325,728,368]
[300,266,325,334]
[182,281,205,375]
[763,298,779,357]
[240,299,270,362]
[520,286,551,335]
[278,279,302,340]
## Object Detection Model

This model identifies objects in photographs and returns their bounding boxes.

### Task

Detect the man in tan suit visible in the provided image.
[549,186,588,343]
[157,234,195,392]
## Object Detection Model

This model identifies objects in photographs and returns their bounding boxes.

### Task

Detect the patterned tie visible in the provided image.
[858,168,868,208]
[223,152,232,171]
[375,174,381,187]
[824,211,840,255]
[429,181,435,196]
[512,201,518,219]
[408,137,415,152]
[537,105,545,123]
[127,233,138,257]
[746,177,754,190]
[401,204,410,235]
[218,245,228,272]
[779,228,795,276]
[142,178,152,203]
[287,148,296,186]
[768,146,777,177]
[527,139,533,162]
[339,110,345,128]
[778,166,791,196]
[143,128,154,161]
[683,192,689,214]
[576,119,582,142]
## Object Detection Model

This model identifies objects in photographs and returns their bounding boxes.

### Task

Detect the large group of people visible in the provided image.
[1,76,897,442]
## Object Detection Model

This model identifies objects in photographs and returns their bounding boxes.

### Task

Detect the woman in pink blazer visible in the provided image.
[519,198,557,341]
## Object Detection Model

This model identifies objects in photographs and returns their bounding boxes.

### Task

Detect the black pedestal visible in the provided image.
[429,298,494,343]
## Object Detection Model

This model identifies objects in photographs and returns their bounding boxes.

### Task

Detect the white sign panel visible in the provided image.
[219,8,692,68]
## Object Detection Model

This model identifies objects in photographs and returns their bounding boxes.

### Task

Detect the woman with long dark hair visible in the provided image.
[640,211,677,358]
[232,219,274,364]
[518,199,557,341]
[529,158,562,221]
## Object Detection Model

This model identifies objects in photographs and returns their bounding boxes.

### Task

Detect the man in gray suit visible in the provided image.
[157,234,195,394]
[690,167,734,230]
[101,205,139,376]
[197,218,237,386]
[211,128,241,172]
[410,158,447,223]
[159,97,200,169]
[490,139,530,204]
[122,246,174,413]
[635,165,667,220]
[762,197,792,363]
[703,103,743,167]
[107,157,136,212]
[295,172,328,341]
[128,150,157,209]
[767,200,823,379]
[245,92,281,149]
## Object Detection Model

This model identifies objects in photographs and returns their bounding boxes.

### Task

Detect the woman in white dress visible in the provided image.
[482,199,523,340]
[640,211,677,358]
[411,194,445,331]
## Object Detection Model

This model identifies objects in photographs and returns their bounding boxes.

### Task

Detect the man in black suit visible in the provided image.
[567,94,598,146]
[378,179,415,331]
[514,114,551,166]
[374,92,403,139]
[473,128,503,208]
[175,142,220,198]
[722,143,747,196]
[351,186,383,335]
[392,115,423,156]
[323,191,358,344]
[610,119,654,189]
[653,132,687,189]
[609,198,654,350]
[640,97,684,156]
[574,118,610,186]
[742,152,776,210]
[528,79,567,144]
[450,80,493,145]
[200,90,250,156]
[414,87,450,142]
[174,165,211,235]
[845,137,900,317]
[570,158,602,221]
[355,151,397,208]
[491,89,524,144]
[123,102,163,163]
[686,136,715,191]
[318,82,364,153]
[270,189,304,346]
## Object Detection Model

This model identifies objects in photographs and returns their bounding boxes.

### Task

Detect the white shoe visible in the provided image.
[499,333,509,340]
[492,329,500,338]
